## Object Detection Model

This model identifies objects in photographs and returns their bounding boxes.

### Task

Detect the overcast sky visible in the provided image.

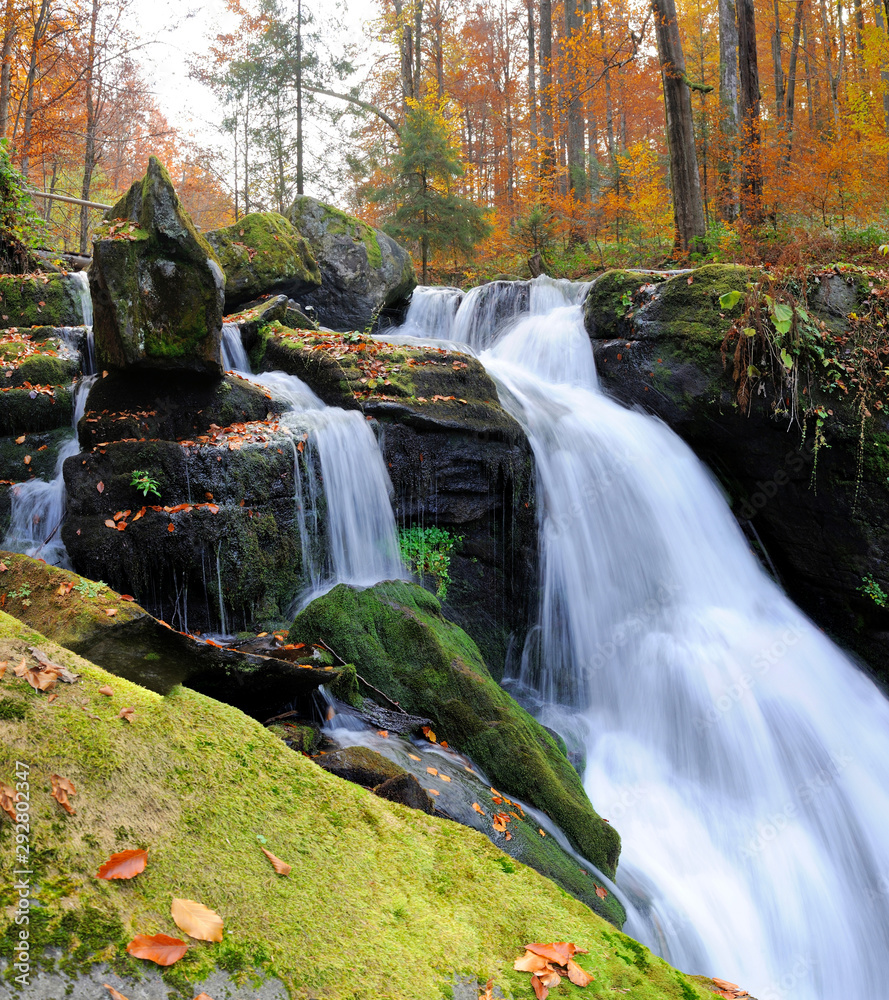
[128,0,380,205]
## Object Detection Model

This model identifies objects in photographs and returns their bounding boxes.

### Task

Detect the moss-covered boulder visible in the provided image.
[90,156,225,375]
[252,323,539,674]
[0,616,720,1000]
[287,195,416,331]
[289,581,621,879]
[584,263,889,680]
[0,272,89,329]
[206,211,321,309]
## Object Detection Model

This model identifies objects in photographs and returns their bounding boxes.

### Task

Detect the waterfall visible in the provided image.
[388,281,889,1000]
[69,270,93,326]
[221,322,250,372]
[222,327,403,597]
[2,317,96,567]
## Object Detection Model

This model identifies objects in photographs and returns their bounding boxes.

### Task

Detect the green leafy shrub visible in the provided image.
[130,470,161,498]
[398,525,462,600]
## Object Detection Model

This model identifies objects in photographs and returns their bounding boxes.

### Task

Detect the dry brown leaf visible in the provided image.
[566,958,594,987]
[96,849,148,880]
[538,828,546,837]
[514,951,549,974]
[428,788,440,796]
[25,667,57,692]
[103,986,131,1000]
[171,897,224,941]
[377,729,388,737]
[712,980,740,991]
[0,660,6,678]
[14,435,24,444]
[260,846,292,875]
[426,767,438,776]
[106,608,118,616]
[118,706,135,722]
[0,781,18,821]
[28,648,79,683]
[472,802,484,815]
[537,967,563,988]
[595,886,608,899]
[98,685,114,696]
[126,933,188,966]
[408,753,421,761]
[97,481,104,493]
[440,774,451,782]
[530,974,548,1000]
[421,725,437,743]
[525,943,577,966]
[11,658,28,677]
[50,773,75,814]
[193,995,217,1000]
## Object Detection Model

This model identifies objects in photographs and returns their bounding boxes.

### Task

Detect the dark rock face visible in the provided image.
[250,323,538,674]
[287,196,416,331]
[317,745,407,786]
[584,264,889,681]
[90,157,225,375]
[373,773,436,814]
[205,211,321,310]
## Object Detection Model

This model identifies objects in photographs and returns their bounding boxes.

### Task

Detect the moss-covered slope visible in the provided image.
[289,581,621,880]
[0,614,718,1000]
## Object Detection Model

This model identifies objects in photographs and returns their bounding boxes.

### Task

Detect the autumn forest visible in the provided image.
[1,0,887,284]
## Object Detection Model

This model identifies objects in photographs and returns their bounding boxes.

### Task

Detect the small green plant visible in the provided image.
[398,525,462,601]
[860,575,888,608]
[74,577,106,599]
[7,584,32,606]
[130,470,161,498]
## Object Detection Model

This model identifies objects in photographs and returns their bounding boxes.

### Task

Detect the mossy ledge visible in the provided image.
[0,614,719,1000]
[289,581,621,880]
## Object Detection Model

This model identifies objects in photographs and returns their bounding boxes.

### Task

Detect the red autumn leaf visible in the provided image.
[712,979,741,991]
[98,685,113,696]
[530,974,548,1000]
[260,846,292,875]
[106,608,118,616]
[538,967,563,988]
[0,561,6,572]
[421,725,437,743]
[207,503,219,514]
[96,848,148,880]
[566,959,595,987]
[377,729,389,737]
[427,788,440,796]
[426,766,438,775]
[595,886,608,898]
[104,519,116,529]
[514,951,549,974]
[167,523,175,533]
[126,933,188,966]
[118,706,135,722]
[471,802,485,815]
[120,594,136,601]
[525,942,578,966]
[97,481,104,492]
[23,455,30,464]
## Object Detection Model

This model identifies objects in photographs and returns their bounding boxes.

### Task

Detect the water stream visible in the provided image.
[386,279,889,1000]
[222,323,403,601]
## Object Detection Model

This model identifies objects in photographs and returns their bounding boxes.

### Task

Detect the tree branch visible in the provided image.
[303,85,401,135]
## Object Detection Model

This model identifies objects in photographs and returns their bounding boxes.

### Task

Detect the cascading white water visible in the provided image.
[390,281,889,1000]
[69,270,93,326]
[223,329,403,597]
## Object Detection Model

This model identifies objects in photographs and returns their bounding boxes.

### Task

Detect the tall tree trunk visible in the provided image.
[783,0,805,161]
[0,0,16,138]
[527,0,537,155]
[296,0,304,195]
[772,0,786,123]
[717,0,739,220]
[803,10,817,128]
[737,0,763,221]
[433,0,444,96]
[539,0,555,182]
[875,0,889,179]
[818,0,839,125]
[595,0,616,160]
[392,0,414,112]
[79,0,100,254]
[413,0,423,99]
[19,0,52,180]
[852,0,864,76]
[565,0,585,200]
[652,0,707,250]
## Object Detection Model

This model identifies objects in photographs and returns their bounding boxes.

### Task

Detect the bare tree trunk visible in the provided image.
[875,0,889,180]
[803,9,817,128]
[772,0,786,123]
[652,0,706,250]
[818,0,839,126]
[783,0,805,160]
[717,0,739,220]
[539,0,555,181]
[413,0,423,99]
[432,0,444,97]
[0,0,16,137]
[392,0,414,112]
[565,0,585,200]
[737,0,763,222]
[852,0,864,76]
[595,0,616,160]
[19,0,52,180]
[527,0,537,155]
[296,0,304,194]
[79,0,100,254]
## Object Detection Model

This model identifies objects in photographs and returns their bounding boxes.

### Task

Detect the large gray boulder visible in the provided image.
[205,210,322,309]
[90,156,225,375]
[286,195,416,331]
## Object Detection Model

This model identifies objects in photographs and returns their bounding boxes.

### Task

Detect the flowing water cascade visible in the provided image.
[2,316,97,567]
[388,280,889,1000]
[222,325,403,600]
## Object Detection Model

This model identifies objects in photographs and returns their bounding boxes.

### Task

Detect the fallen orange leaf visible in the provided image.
[530,974,548,1000]
[0,781,18,821]
[103,986,131,1000]
[525,943,578,965]
[377,730,388,738]
[566,959,594,987]
[126,933,188,966]
[98,685,113,696]
[472,802,484,815]
[50,773,75,814]
[514,951,549,974]
[595,886,608,899]
[428,788,440,796]
[426,767,438,776]
[96,849,148,880]
[118,706,135,722]
[171,897,224,941]
[260,846,292,875]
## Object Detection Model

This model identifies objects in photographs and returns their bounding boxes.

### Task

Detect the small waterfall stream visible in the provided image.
[386,280,889,1000]
[222,323,403,599]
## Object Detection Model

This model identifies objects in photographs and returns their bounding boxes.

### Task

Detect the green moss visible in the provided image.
[6,352,78,387]
[584,270,663,340]
[647,264,754,347]
[292,197,383,269]
[0,384,72,435]
[0,695,26,719]
[289,581,622,880]
[0,616,716,1000]
[0,274,85,329]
